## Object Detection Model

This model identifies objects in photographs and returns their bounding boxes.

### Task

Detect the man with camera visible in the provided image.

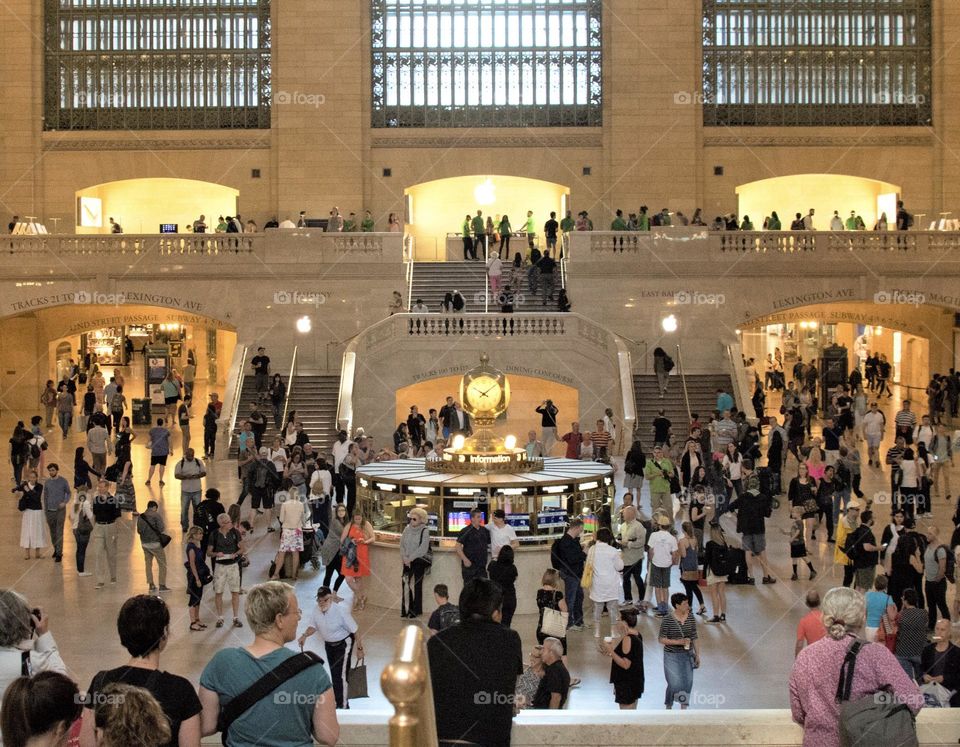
[644,445,676,522]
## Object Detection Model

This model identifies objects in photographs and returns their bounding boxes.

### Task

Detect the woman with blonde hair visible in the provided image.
[340,511,375,610]
[703,522,729,623]
[400,507,432,618]
[94,683,171,747]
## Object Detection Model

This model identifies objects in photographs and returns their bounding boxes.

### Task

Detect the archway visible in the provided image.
[736,174,901,231]
[404,175,570,260]
[737,301,954,392]
[75,178,239,234]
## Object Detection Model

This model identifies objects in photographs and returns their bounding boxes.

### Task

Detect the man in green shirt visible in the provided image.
[643,445,675,521]
[343,212,357,232]
[560,210,575,234]
[462,215,476,260]
[845,211,858,230]
[525,210,536,250]
[471,211,486,259]
[611,209,628,252]
[360,210,375,232]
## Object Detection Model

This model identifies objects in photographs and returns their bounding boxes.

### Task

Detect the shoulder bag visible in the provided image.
[216,651,324,746]
[540,590,568,638]
[143,514,172,548]
[580,545,596,590]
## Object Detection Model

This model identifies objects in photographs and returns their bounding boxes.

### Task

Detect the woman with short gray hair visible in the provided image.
[0,590,66,702]
[789,587,923,746]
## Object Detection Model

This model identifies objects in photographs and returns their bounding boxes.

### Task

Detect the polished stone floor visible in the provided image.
[2,372,957,712]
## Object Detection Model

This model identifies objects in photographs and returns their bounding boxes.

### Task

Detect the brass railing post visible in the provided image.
[381,624,437,747]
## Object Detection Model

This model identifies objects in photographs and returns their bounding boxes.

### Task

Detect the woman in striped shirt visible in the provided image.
[657,593,700,709]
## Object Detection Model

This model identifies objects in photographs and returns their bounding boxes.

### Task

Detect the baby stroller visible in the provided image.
[301,523,321,571]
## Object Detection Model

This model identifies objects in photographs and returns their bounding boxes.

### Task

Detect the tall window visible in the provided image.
[44,0,271,131]
[371,0,602,128]
[702,0,931,126]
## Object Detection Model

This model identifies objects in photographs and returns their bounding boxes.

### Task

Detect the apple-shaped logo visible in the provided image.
[474,178,496,206]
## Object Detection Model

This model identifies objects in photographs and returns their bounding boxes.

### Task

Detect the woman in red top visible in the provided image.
[340,512,375,610]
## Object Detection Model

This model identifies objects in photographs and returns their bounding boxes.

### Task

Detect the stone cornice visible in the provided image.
[703,134,932,147]
[42,135,271,151]
[371,133,602,149]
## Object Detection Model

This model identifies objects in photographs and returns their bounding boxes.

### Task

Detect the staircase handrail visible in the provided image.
[281,345,298,430]
[404,236,414,311]
[224,344,249,452]
[676,343,692,424]
[724,342,751,414]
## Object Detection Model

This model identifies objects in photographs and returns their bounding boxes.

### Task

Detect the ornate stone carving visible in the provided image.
[371,133,603,149]
[44,137,271,152]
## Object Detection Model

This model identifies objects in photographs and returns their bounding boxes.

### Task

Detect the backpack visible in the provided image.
[30,441,41,460]
[837,640,918,747]
[663,355,675,373]
[937,544,956,584]
[110,393,124,413]
[194,502,214,531]
[710,543,730,577]
[435,603,461,631]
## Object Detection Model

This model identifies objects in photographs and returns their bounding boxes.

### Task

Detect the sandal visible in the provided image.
[569,677,582,688]
[216,618,224,628]
[233,618,243,628]
[190,622,204,631]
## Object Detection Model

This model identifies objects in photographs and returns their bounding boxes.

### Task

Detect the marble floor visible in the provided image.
[1,374,957,714]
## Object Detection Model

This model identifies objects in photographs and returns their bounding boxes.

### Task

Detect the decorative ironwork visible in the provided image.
[44,0,271,131]
[371,0,602,128]
[702,0,932,126]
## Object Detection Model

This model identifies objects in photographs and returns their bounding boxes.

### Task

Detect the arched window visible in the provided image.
[702,0,931,126]
[43,0,271,130]
[371,0,602,128]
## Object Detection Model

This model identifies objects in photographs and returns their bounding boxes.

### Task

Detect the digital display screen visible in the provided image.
[159,224,178,233]
[427,513,440,531]
[147,356,167,384]
[582,514,598,534]
[448,511,485,533]
[505,513,530,531]
[537,508,567,531]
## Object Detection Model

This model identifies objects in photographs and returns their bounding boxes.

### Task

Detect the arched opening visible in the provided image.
[75,178,239,235]
[404,175,570,260]
[394,374,579,447]
[737,301,958,395]
[0,304,236,424]
[736,174,901,231]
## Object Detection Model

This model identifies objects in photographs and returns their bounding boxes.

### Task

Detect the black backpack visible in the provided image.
[710,543,730,577]
[435,604,461,631]
[937,544,956,584]
[663,355,675,373]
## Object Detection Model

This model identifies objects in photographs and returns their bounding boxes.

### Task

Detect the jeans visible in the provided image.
[272,402,282,428]
[925,578,950,629]
[322,552,347,591]
[255,372,267,394]
[45,509,66,558]
[204,430,216,458]
[897,655,921,682]
[58,411,72,437]
[527,265,540,294]
[623,560,645,602]
[561,571,584,627]
[180,490,201,532]
[143,543,167,587]
[540,273,555,304]
[663,650,695,706]
[74,529,90,572]
[462,236,474,260]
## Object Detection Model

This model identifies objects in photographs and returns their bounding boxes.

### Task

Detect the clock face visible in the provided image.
[465,375,502,412]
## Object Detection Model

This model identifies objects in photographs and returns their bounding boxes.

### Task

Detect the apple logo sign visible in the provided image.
[474,178,496,206]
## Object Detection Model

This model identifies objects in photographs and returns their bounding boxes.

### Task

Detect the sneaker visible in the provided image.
[78,571,92,577]
[709,616,721,623]
[762,576,777,584]
[620,602,635,609]
[158,586,171,593]
[809,570,818,581]
[216,618,224,628]
[745,577,756,585]
[790,573,799,581]
[149,585,158,593]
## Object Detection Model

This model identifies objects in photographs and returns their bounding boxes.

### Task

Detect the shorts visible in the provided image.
[706,572,727,586]
[742,533,766,555]
[855,566,877,591]
[651,565,672,589]
[164,396,179,406]
[790,541,808,559]
[150,455,168,466]
[866,434,881,449]
[250,489,274,510]
[213,562,241,594]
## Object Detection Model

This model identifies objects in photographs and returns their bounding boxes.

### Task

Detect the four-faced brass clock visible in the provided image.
[460,353,510,422]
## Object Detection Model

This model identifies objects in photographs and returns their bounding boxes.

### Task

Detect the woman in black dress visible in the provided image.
[113,416,135,467]
[788,462,819,547]
[601,608,644,709]
[487,545,518,628]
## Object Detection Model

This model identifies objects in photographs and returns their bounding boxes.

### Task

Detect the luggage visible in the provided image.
[726,547,752,584]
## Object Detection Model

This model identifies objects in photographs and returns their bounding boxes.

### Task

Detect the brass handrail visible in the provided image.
[381,624,438,747]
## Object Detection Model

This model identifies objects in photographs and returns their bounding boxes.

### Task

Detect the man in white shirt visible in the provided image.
[86,422,110,473]
[174,448,206,533]
[411,298,430,314]
[913,415,935,449]
[298,587,362,709]
[524,430,544,458]
[648,514,679,616]
[862,401,886,467]
[618,505,647,610]
[489,509,519,560]
[830,211,844,231]
[802,208,815,230]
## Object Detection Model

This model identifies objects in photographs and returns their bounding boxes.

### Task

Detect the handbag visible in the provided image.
[580,546,595,590]
[347,655,369,699]
[802,498,819,515]
[540,591,568,637]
